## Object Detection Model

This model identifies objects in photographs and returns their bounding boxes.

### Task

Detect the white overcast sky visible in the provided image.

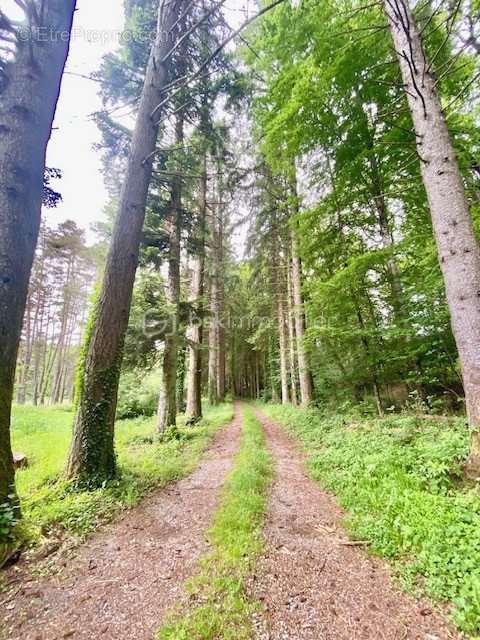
[46,0,251,244]
[4,0,254,244]
[46,0,126,240]
[3,0,127,240]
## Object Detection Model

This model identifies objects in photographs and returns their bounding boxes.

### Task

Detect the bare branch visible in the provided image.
[161,0,229,65]
[152,0,286,121]
[425,0,463,74]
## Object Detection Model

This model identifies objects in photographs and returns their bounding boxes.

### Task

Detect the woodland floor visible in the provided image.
[1,403,460,640]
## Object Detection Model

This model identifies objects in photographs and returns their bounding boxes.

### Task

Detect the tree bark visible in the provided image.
[216,205,226,401]
[290,228,314,404]
[286,260,298,406]
[207,202,221,405]
[384,0,480,472]
[157,114,184,432]
[186,156,207,423]
[207,276,219,405]
[269,334,280,402]
[288,167,314,404]
[276,268,290,405]
[176,340,187,412]
[0,1,76,510]
[67,0,184,481]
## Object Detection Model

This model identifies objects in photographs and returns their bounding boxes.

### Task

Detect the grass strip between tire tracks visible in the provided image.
[158,404,273,640]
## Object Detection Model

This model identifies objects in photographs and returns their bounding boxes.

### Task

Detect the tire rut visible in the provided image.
[1,404,243,640]
[250,407,459,640]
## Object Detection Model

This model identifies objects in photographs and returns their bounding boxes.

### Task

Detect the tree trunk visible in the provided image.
[354,295,384,417]
[32,307,46,407]
[207,282,219,406]
[58,315,76,404]
[51,257,73,404]
[276,274,290,405]
[255,352,261,399]
[230,329,237,397]
[40,321,57,405]
[290,228,313,404]
[67,0,184,481]
[30,283,47,406]
[208,203,220,406]
[0,1,76,511]
[368,150,406,322]
[17,297,32,405]
[157,115,184,432]
[216,206,226,401]
[289,166,314,404]
[269,334,280,402]
[176,340,187,413]
[286,261,299,406]
[385,0,480,472]
[186,156,207,423]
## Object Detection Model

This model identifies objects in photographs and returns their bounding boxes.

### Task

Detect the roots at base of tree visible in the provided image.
[463,431,480,479]
[0,542,21,570]
[65,466,118,491]
[464,452,480,480]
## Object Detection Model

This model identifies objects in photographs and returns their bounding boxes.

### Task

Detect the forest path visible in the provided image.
[250,406,459,640]
[1,404,244,640]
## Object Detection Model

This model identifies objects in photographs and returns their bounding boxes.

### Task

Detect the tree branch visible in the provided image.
[151,0,286,121]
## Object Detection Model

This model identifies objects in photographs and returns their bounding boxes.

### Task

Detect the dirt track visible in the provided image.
[250,407,458,640]
[1,405,242,640]
[1,403,459,640]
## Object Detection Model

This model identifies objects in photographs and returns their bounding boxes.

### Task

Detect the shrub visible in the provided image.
[116,368,161,419]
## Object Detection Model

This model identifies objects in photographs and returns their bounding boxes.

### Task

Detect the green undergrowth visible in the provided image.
[259,402,480,636]
[158,405,273,640]
[9,402,233,545]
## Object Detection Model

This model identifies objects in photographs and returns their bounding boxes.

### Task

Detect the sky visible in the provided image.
[3,0,126,241]
[4,0,253,246]
[45,0,126,241]
[46,0,252,245]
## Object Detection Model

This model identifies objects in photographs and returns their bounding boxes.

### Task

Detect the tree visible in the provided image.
[94,0,246,432]
[157,114,185,431]
[66,0,185,482]
[15,220,94,406]
[207,202,221,406]
[236,0,476,415]
[289,171,314,404]
[185,152,207,422]
[0,0,76,518]
[207,159,228,405]
[384,0,480,472]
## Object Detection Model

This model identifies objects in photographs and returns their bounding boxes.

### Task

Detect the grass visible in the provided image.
[158,405,273,640]
[259,402,480,637]
[9,402,233,545]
